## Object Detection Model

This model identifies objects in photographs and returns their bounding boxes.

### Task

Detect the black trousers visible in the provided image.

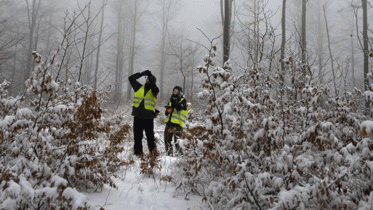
[133,117,156,155]
[164,123,183,156]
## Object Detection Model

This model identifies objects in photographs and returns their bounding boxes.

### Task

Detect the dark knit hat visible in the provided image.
[173,86,182,92]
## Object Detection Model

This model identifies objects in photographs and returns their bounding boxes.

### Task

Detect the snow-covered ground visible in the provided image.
[84,124,207,210]
[85,156,206,210]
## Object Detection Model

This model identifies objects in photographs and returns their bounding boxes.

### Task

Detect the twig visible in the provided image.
[104,186,112,205]
[327,172,348,189]
[184,191,190,200]
[207,200,215,210]
[186,38,209,51]
[119,184,135,198]
[243,173,262,210]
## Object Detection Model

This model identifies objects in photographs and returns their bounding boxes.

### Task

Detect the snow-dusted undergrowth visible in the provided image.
[0,53,128,209]
[171,42,373,210]
[2,46,373,210]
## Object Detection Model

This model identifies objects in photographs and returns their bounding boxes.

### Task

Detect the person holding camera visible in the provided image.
[129,70,159,157]
[164,86,188,156]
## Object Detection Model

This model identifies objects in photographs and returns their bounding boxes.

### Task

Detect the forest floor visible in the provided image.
[83,122,207,210]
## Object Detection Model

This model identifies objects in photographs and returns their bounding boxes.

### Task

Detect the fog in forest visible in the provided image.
[3,1,373,209]
[0,0,372,107]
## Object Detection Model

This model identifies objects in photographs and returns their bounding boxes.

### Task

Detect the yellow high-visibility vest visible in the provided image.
[132,86,157,111]
[164,98,189,128]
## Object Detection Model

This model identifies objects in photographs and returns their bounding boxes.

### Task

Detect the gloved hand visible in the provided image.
[165,106,172,116]
[142,70,151,76]
[148,75,156,84]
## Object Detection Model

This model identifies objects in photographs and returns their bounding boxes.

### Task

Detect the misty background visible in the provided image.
[0,0,371,108]
[2,1,373,209]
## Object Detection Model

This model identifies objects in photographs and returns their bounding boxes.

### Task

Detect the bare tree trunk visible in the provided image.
[254,0,259,69]
[10,44,18,96]
[317,0,324,85]
[222,0,232,65]
[182,61,186,91]
[352,3,363,90]
[220,0,224,26]
[34,14,42,54]
[190,46,198,103]
[160,27,166,99]
[362,0,369,113]
[280,0,286,74]
[77,2,91,86]
[24,0,41,83]
[89,42,94,84]
[114,0,124,105]
[45,21,52,57]
[84,38,92,85]
[351,31,355,88]
[323,6,337,98]
[94,0,106,90]
[280,0,286,142]
[301,0,307,66]
[191,57,196,103]
[362,0,368,91]
[126,0,138,102]
[159,0,170,99]
[65,47,72,84]
[158,0,179,99]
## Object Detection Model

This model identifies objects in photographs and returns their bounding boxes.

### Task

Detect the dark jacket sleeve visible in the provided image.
[149,83,159,98]
[175,97,187,111]
[128,73,143,92]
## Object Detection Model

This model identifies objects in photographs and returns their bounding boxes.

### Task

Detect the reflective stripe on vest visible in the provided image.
[132,86,157,111]
[164,98,189,128]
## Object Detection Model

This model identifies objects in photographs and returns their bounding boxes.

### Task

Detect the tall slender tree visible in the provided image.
[167,29,194,92]
[94,0,106,90]
[76,2,92,86]
[114,0,124,105]
[159,5,167,99]
[350,32,355,88]
[158,0,178,99]
[317,0,324,86]
[253,0,259,70]
[362,0,368,92]
[280,0,286,74]
[83,36,92,85]
[126,0,138,102]
[24,0,41,83]
[188,44,200,103]
[301,0,307,66]
[221,0,233,66]
[362,0,369,113]
[280,0,287,141]
[324,5,337,97]
[10,43,18,95]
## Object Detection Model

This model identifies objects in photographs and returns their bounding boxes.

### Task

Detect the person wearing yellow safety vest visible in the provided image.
[129,70,159,157]
[164,86,188,156]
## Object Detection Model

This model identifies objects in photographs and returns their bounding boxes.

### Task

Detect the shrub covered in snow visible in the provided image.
[0,53,129,209]
[173,40,373,210]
